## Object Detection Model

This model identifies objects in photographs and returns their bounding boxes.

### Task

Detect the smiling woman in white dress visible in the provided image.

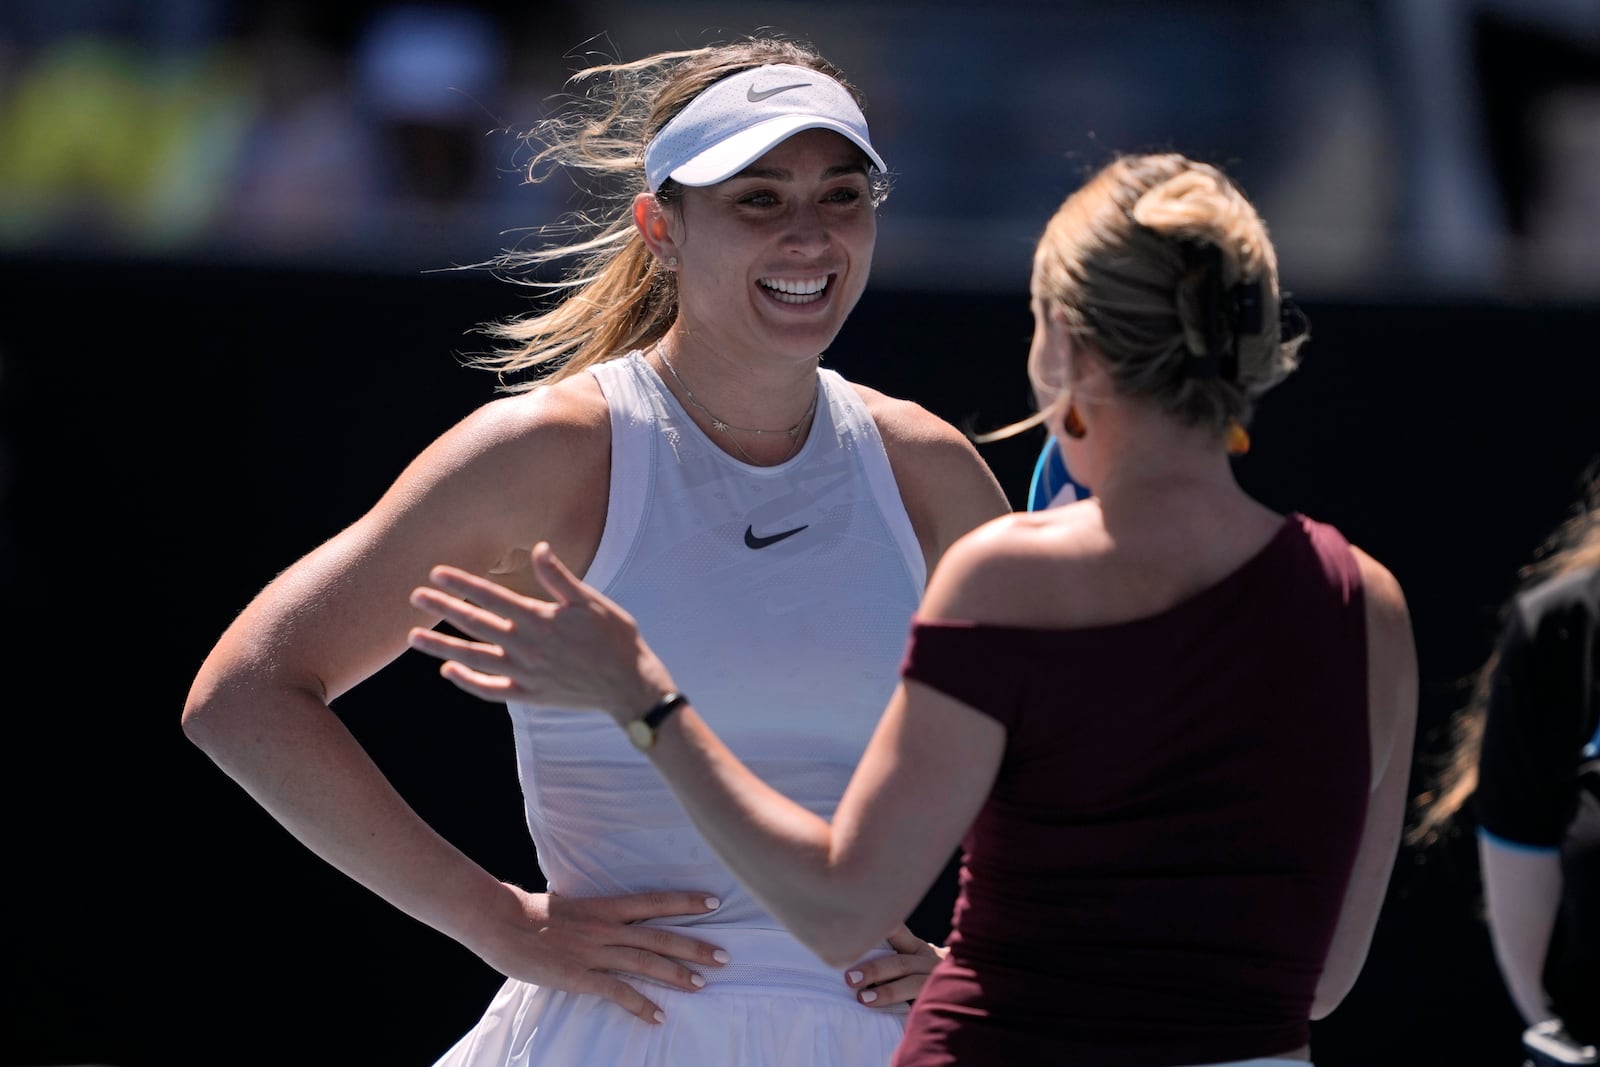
[180,34,1010,1067]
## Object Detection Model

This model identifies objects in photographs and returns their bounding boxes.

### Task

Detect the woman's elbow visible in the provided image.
[181,670,260,753]
[181,688,221,747]
[1310,969,1357,1021]
[794,913,892,970]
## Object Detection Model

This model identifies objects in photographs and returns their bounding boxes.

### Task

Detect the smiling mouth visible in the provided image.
[759,275,830,305]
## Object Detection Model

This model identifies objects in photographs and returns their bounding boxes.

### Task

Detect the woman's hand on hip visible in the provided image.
[844,923,949,1009]
[471,882,728,1023]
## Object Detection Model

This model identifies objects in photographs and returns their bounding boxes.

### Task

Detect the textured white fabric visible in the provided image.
[433,350,926,1066]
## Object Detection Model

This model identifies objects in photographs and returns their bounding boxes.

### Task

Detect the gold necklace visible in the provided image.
[655,340,818,464]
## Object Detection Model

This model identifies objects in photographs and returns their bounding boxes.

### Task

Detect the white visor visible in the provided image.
[644,64,886,192]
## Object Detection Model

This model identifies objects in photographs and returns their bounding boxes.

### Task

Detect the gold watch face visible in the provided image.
[626,718,654,750]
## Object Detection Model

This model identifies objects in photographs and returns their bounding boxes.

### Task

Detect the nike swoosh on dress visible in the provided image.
[744,524,808,549]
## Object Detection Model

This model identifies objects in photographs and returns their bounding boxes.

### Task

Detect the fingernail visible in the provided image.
[704,896,721,910]
[846,970,864,986]
[860,990,878,1004]
[690,973,706,988]
[713,949,731,964]
[653,1010,665,1023]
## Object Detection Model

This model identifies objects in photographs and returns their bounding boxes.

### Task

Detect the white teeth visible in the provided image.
[760,276,829,303]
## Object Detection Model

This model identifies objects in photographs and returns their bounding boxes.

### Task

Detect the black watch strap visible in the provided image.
[626,692,688,751]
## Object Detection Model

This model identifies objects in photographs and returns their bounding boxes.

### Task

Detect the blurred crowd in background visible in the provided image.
[0,0,1597,298]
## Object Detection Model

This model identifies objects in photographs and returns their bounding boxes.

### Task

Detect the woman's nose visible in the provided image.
[782,202,829,251]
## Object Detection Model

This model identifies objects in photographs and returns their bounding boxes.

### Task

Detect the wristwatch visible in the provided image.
[626,692,688,751]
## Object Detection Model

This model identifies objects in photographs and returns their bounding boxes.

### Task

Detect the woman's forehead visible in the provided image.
[736,128,873,178]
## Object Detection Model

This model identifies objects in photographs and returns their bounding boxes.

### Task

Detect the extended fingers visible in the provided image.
[609,889,724,924]
[411,566,542,641]
[405,626,518,701]
[882,923,943,958]
[558,891,730,968]
[425,563,527,609]
[559,887,721,924]
[626,917,732,972]
[844,930,947,1007]
[433,661,519,701]
[530,542,584,601]
[578,969,669,1024]
[406,623,502,665]
[558,892,731,1020]
[849,968,931,1008]
[410,585,515,637]
[601,942,716,996]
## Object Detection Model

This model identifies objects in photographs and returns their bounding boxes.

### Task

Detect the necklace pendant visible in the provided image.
[711,418,729,433]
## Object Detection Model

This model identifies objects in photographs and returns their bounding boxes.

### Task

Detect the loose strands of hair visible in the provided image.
[1407,459,1600,847]
[454,36,860,394]
[974,156,1299,448]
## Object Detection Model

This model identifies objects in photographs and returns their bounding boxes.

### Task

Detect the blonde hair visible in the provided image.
[464,36,877,392]
[981,152,1306,443]
[1409,462,1600,847]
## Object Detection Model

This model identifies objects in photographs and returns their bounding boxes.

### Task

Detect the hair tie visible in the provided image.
[1182,241,1263,383]
[1278,293,1309,346]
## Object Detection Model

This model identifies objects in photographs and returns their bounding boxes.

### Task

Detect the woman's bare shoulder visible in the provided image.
[842,379,1011,566]
[1349,544,1411,635]
[920,504,1103,621]
[375,372,612,562]
[846,380,968,446]
[452,372,609,446]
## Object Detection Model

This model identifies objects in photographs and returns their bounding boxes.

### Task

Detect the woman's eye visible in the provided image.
[740,191,780,207]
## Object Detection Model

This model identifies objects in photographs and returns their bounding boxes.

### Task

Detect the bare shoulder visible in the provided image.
[341,368,612,584]
[848,380,974,451]
[443,372,609,458]
[1349,544,1412,640]
[846,380,1010,570]
[405,372,608,501]
[920,504,1102,622]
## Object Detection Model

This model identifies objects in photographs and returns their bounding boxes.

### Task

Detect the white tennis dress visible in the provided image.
[431,350,928,1066]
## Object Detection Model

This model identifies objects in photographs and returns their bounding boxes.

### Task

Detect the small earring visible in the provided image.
[664,256,678,269]
[1062,402,1087,440]
[1226,420,1250,456]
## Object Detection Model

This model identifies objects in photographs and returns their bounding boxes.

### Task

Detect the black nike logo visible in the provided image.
[744,524,808,549]
[746,82,809,102]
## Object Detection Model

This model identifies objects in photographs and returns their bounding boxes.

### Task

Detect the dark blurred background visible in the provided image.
[2,2,1598,1065]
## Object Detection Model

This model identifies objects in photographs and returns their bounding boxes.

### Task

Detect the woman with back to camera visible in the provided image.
[181,36,1011,1067]
[410,151,1420,1065]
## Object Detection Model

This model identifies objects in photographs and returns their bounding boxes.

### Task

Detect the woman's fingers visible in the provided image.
[530,541,585,601]
[409,585,517,636]
[406,544,656,711]
[844,924,948,1007]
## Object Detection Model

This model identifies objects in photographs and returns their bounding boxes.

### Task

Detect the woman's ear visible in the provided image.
[632,193,679,266]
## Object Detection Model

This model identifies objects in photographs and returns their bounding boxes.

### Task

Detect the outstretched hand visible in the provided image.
[407,542,675,721]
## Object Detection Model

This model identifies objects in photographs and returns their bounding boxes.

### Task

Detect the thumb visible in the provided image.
[883,923,940,956]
